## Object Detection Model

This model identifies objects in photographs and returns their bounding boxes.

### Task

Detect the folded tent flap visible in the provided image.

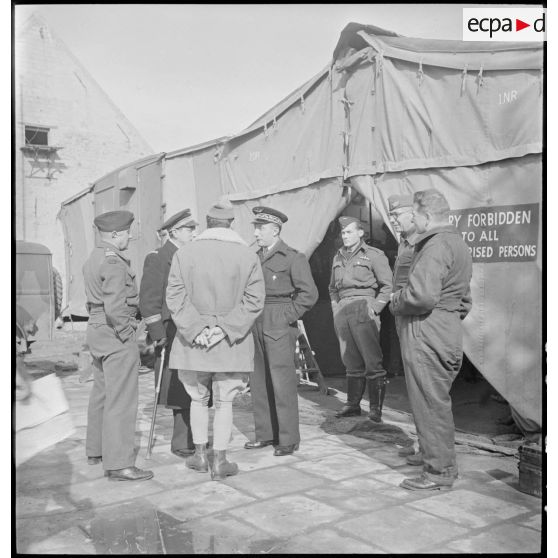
[357,32,543,71]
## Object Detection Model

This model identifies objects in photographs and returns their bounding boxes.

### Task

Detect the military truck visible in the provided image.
[16,240,63,346]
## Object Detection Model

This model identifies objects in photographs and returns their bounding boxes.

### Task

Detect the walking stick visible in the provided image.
[146,346,165,459]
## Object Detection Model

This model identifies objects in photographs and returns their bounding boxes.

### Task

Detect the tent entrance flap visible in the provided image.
[228,177,348,257]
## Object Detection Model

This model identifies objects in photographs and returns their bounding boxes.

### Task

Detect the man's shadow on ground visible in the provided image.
[15,439,95,553]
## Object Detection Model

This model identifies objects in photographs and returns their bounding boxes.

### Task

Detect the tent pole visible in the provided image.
[368,199,373,244]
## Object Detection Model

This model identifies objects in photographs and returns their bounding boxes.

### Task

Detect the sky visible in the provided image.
[13,3,535,153]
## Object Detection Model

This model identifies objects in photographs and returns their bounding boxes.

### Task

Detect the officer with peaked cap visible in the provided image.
[329,215,393,422]
[245,206,318,456]
[388,194,419,292]
[83,210,153,481]
[139,209,198,458]
[388,193,423,459]
[387,194,418,379]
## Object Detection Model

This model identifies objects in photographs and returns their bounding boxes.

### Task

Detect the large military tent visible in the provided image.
[59,23,543,426]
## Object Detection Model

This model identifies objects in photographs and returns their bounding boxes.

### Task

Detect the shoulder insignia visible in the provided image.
[147,250,158,255]
[365,245,383,255]
[105,250,118,257]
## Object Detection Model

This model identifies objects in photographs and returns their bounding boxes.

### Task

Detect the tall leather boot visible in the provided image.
[367,377,388,423]
[185,443,209,472]
[211,450,239,481]
[335,377,366,418]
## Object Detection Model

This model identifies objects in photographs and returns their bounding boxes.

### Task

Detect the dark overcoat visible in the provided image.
[139,240,189,408]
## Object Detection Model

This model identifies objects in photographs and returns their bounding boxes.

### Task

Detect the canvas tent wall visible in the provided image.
[59,23,543,426]
[58,139,226,315]
[57,185,95,316]
[216,24,543,426]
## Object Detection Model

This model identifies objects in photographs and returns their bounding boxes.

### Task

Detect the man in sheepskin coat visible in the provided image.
[166,202,265,480]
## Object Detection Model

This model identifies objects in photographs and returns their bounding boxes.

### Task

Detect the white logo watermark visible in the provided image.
[463,8,546,41]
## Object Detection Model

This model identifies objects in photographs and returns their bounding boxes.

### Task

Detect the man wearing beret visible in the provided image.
[329,216,393,422]
[391,189,472,491]
[83,210,153,481]
[139,209,198,458]
[167,202,265,480]
[245,206,318,456]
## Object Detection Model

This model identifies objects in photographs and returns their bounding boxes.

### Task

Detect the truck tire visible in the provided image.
[53,268,63,319]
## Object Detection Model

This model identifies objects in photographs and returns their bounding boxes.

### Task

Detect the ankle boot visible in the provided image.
[185,443,209,472]
[367,377,388,423]
[335,377,366,418]
[211,450,239,481]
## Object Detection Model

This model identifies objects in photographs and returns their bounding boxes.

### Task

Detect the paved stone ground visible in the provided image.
[15,329,543,554]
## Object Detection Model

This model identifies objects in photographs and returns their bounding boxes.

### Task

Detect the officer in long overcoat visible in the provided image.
[139,209,198,457]
[83,210,153,481]
[166,202,265,480]
[244,206,318,456]
[391,189,472,491]
[329,216,393,422]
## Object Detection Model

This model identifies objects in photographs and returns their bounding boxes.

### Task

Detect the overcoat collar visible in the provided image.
[194,227,248,246]
[338,240,366,262]
[162,239,178,256]
[415,225,459,247]
[401,231,419,247]
[260,238,288,262]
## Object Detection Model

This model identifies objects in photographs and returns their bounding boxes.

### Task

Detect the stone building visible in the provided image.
[14,12,153,293]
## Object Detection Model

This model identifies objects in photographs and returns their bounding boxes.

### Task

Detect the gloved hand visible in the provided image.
[194,328,210,347]
[154,337,167,348]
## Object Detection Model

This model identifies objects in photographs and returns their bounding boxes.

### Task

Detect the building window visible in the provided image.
[25,126,50,147]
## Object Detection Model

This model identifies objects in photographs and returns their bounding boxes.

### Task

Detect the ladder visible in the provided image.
[295,320,330,395]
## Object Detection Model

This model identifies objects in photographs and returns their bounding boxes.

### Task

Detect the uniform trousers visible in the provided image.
[398,310,463,480]
[85,324,139,470]
[178,371,248,450]
[251,303,300,446]
[333,297,386,380]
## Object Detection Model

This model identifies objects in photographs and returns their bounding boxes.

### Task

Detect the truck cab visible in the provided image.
[15,240,59,344]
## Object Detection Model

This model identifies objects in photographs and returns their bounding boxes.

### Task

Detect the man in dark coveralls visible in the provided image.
[329,216,393,422]
[244,206,318,456]
[139,209,198,458]
[391,189,472,491]
[83,210,153,481]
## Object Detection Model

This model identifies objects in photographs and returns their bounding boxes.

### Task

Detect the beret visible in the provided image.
[94,210,134,232]
[388,194,414,212]
[252,206,288,225]
[161,208,197,230]
[338,216,360,229]
[207,201,235,220]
